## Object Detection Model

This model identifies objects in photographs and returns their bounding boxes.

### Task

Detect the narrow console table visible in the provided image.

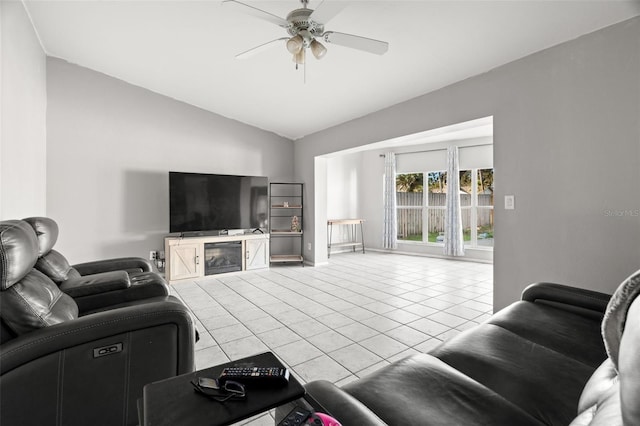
[141,352,304,426]
[327,219,365,258]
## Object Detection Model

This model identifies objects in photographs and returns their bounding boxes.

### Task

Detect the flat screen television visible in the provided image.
[169,172,269,234]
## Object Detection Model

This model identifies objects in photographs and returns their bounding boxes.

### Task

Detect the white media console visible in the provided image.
[164,233,269,284]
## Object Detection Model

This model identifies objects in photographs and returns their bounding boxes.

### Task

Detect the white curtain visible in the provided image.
[383,152,397,249]
[444,146,465,256]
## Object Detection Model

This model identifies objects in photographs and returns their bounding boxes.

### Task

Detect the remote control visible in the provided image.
[277,408,312,426]
[218,366,290,387]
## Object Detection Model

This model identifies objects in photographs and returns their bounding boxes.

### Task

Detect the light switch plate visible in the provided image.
[505,195,515,210]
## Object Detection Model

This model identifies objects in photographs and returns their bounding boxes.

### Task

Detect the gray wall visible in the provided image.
[0,1,47,219]
[295,17,640,310]
[326,153,362,220]
[47,58,295,262]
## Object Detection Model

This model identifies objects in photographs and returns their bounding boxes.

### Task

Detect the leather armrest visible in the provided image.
[59,271,130,297]
[304,381,388,426]
[72,257,153,275]
[76,278,170,314]
[522,282,611,319]
[0,296,195,375]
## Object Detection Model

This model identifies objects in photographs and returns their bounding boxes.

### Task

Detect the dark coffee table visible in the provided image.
[141,352,305,426]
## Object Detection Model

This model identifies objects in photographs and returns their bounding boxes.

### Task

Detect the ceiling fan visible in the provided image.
[222,0,389,68]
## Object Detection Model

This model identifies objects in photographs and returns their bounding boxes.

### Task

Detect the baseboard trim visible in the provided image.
[365,248,493,264]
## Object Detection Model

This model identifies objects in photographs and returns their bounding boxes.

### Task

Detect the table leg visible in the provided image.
[352,224,356,253]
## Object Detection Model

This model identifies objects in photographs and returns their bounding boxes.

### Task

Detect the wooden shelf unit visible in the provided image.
[269,254,304,262]
[269,182,304,265]
[271,230,303,235]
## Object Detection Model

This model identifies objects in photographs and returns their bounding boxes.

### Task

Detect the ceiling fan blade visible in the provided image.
[309,0,346,25]
[322,31,389,55]
[236,38,289,59]
[222,0,289,28]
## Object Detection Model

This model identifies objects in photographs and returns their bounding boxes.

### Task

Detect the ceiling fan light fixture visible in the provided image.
[310,39,327,59]
[293,48,306,65]
[286,35,304,54]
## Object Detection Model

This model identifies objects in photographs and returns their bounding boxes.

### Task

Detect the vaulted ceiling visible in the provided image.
[24,1,640,139]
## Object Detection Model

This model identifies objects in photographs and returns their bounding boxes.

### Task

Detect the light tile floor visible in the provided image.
[169,252,493,425]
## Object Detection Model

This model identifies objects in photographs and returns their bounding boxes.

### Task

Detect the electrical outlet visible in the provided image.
[149,250,157,261]
[307,243,312,251]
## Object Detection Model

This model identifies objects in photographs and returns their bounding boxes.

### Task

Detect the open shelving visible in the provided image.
[269,182,304,265]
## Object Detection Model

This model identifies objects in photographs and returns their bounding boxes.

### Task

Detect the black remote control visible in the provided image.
[218,366,290,387]
[277,408,312,426]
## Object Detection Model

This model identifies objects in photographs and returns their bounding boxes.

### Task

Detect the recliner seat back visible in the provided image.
[0,220,78,335]
[22,216,82,284]
[21,216,172,312]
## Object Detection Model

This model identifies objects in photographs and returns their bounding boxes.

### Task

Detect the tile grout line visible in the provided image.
[178,252,493,392]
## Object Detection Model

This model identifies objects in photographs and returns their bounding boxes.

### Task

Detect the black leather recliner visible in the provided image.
[23,216,169,311]
[0,220,196,426]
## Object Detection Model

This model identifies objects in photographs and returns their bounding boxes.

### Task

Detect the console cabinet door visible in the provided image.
[168,243,201,281]
[245,238,268,271]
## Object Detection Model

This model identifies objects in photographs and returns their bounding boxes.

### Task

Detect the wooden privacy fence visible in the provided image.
[396,192,493,236]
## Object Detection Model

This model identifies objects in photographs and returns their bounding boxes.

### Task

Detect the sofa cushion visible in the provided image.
[35,249,81,284]
[338,354,542,426]
[22,216,59,256]
[0,269,78,335]
[0,220,39,290]
[0,219,77,335]
[430,324,595,426]
[488,301,606,368]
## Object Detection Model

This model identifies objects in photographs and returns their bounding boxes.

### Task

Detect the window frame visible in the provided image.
[396,168,493,250]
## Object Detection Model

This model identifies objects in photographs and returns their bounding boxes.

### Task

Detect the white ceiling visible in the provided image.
[24,0,640,140]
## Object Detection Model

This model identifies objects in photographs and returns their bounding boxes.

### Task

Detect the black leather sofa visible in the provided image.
[0,219,196,426]
[278,273,640,425]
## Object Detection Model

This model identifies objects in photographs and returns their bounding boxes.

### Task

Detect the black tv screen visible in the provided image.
[169,172,268,234]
